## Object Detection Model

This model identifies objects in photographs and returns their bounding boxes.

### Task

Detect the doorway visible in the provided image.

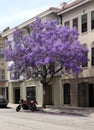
[44,85,52,105]
[78,83,88,107]
[63,83,70,105]
[89,84,94,107]
[14,88,20,104]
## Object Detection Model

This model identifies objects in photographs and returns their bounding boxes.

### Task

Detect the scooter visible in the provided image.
[16,98,38,112]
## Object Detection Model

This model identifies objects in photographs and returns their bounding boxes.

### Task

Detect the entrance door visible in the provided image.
[44,85,52,105]
[89,84,94,107]
[15,88,20,103]
[63,83,70,105]
[78,83,88,107]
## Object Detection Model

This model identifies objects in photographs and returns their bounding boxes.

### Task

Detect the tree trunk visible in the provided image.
[42,85,46,108]
[41,65,47,108]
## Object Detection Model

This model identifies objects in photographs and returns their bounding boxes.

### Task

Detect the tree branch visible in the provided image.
[47,66,63,84]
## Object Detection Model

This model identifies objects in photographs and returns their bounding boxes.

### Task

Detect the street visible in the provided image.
[0,107,94,130]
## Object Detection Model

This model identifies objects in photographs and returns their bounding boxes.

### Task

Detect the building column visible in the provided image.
[70,81,78,107]
[20,82,26,100]
[52,77,62,107]
[8,82,14,103]
[35,80,43,106]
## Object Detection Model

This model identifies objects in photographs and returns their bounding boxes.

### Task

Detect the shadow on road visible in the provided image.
[0,106,12,109]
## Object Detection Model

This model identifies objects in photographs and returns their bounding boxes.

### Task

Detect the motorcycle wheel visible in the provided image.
[33,105,37,111]
[16,105,21,112]
[30,106,34,111]
[30,105,37,111]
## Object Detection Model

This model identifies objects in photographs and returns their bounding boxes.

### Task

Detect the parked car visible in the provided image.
[0,95,8,108]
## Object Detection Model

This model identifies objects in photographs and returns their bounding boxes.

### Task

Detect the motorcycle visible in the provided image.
[16,98,38,112]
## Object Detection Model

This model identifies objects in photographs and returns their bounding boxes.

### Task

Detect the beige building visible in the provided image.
[1,7,61,106]
[1,0,94,107]
[57,0,94,107]
[0,37,8,99]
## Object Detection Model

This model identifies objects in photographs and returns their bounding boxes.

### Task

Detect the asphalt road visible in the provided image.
[0,107,94,130]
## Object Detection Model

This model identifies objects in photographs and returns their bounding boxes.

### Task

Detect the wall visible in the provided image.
[61,1,94,79]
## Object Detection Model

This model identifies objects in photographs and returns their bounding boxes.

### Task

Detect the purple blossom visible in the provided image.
[4,18,89,79]
[4,18,89,107]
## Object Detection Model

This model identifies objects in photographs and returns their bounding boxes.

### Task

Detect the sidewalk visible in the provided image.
[8,103,18,109]
[8,103,94,117]
[40,107,94,117]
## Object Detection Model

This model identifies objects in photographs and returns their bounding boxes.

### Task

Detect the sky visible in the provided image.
[0,0,71,31]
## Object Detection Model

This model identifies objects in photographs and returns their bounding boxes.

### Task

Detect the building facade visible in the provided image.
[58,0,94,107]
[0,37,8,99]
[1,7,61,106]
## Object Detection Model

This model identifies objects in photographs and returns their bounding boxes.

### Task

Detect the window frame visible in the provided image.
[0,69,5,80]
[0,47,4,58]
[26,86,36,101]
[64,21,70,27]
[81,14,87,33]
[73,17,78,29]
[91,47,94,66]
[91,10,94,30]
[82,44,88,67]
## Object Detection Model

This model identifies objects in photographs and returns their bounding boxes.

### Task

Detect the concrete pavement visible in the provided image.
[7,103,94,117]
[1,107,94,130]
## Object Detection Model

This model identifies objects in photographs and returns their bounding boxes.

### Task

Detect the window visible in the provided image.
[73,18,78,29]
[59,15,62,25]
[26,87,36,101]
[63,83,70,104]
[10,71,14,80]
[81,14,87,33]
[0,48,4,58]
[82,52,88,67]
[82,44,88,67]
[64,21,70,26]
[91,47,94,66]
[91,10,94,29]
[10,71,19,80]
[0,69,5,80]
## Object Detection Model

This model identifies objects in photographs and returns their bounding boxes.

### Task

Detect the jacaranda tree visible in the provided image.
[4,18,88,107]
